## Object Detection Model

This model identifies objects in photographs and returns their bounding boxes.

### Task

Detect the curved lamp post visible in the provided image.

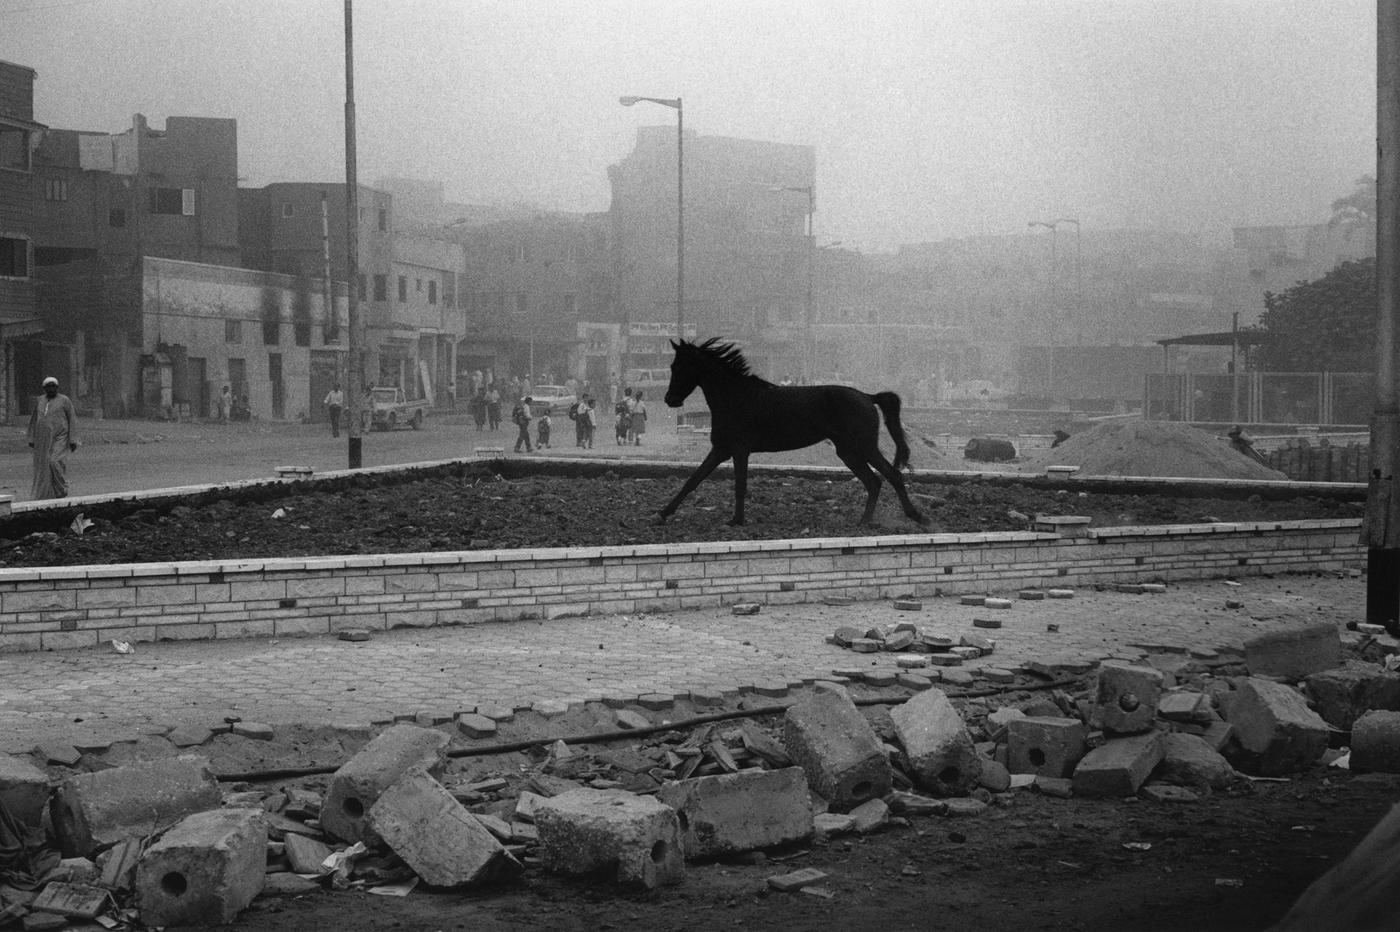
[619,96,684,345]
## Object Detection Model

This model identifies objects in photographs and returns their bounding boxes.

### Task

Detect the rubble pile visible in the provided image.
[1027,418,1289,480]
[2,619,1398,927]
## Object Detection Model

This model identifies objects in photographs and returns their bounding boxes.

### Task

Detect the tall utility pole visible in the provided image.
[1367,0,1400,633]
[343,0,363,469]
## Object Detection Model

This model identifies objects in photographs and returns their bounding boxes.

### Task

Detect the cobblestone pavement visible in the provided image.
[0,572,1360,755]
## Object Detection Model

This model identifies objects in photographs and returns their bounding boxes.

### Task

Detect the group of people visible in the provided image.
[612,388,648,446]
[500,388,648,454]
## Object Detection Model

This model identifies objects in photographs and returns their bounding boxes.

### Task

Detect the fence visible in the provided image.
[1146,371,1371,426]
[1262,440,1371,483]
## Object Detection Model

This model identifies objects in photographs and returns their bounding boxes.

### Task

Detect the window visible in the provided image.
[225,319,242,343]
[280,202,294,218]
[397,275,407,302]
[0,236,29,277]
[44,179,68,201]
[0,124,30,171]
[415,278,422,293]
[109,208,126,228]
[357,274,367,301]
[377,208,387,231]
[373,274,387,302]
[428,280,437,305]
[149,186,195,215]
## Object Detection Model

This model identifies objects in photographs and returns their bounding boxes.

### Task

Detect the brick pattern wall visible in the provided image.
[0,518,1363,653]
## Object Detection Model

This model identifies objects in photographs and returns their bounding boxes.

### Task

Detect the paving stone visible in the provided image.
[52,754,223,858]
[1305,661,1400,730]
[614,710,651,731]
[134,808,266,928]
[0,752,50,828]
[1351,711,1400,774]
[1018,590,1046,601]
[850,638,882,653]
[922,633,956,648]
[476,706,515,722]
[984,598,1013,610]
[1223,677,1330,776]
[659,767,813,859]
[230,722,274,741]
[959,595,986,606]
[926,653,963,667]
[893,599,923,612]
[1047,589,1075,599]
[321,724,450,844]
[882,631,916,652]
[943,797,989,816]
[863,670,897,687]
[281,833,334,874]
[1072,732,1164,798]
[1006,717,1088,778]
[961,633,996,654]
[367,766,517,887]
[752,682,790,698]
[35,743,81,767]
[1140,783,1200,803]
[812,812,857,838]
[832,626,863,647]
[167,725,214,748]
[456,713,498,739]
[1157,732,1236,790]
[471,812,513,842]
[972,617,1002,629]
[886,790,947,816]
[30,881,108,920]
[895,654,928,669]
[534,699,570,717]
[732,603,762,616]
[897,673,934,690]
[949,646,982,661]
[535,788,684,889]
[1033,775,1074,798]
[1244,621,1341,680]
[782,686,892,810]
[1158,691,1211,723]
[941,669,975,687]
[982,668,1017,684]
[767,867,828,892]
[1093,662,1164,735]
[890,687,982,796]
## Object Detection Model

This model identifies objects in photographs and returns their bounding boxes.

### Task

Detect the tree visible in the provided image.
[1330,175,1376,249]
[1256,258,1374,372]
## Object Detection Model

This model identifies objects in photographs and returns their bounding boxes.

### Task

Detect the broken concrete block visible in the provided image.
[657,767,812,860]
[1157,691,1211,723]
[1351,711,1400,774]
[782,687,892,810]
[977,759,1012,792]
[456,713,498,738]
[889,688,983,795]
[1244,621,1341,680]
[281,833,333,875]
[1305,661,1400,731]
[813,812,856,838]
[535,788,684,889]
[1006,717,1088,778]
[0,752,50,828]
[767,866,828,892]
[1223,677,1330,776]
[1093,662,1164,735]
[367,766,515,887]
[321,724,449,844]
[1072,732,1164,798]
[30,882,109,920]
[134,808,265,928]
[1156,732,1236,790]
[849,797,889,833]
[97,837,143,892]
[51,755,223,858]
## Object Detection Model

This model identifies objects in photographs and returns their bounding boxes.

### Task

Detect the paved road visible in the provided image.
[0,573,1359,754]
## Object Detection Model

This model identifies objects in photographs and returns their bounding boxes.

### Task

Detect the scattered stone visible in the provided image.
[1047,589,1075,599]
[895,654,928,669]
[942,669,975,687]
[367,767,517,887]
[897,673,934,690]
[1033,776,1074,798]
[886,790,947,816]
[1158,691,1211,723]
[926,653,963,667]
[1157,732,1237,790]
[51,755,223,858]
[0,752,49,828]
[782,686,892,810]
[959,595,986,606]
[893,599,922,612]
[658,767,813,860]
[1140,783,1200,803]
[832,626,863,647]
[739,722,793,768]
[732,603,762,616]
[1093,662,1165,735]
[97,836,142,892]
[1072,732,1165,798]
[767,867,829,892]
[1140,583,1167,594]
[614,710,652,731]
[321,724,450,844]
[850,638,882,653]
[456,713,498,739]
[943,798,989,817]
[231,721,275,741]
[1244,621,1341,680]
[281,833,334,875]
[1007,717,1088,777]
[29,882,108,920]
[890,688,983,796]
[1018,589,1046,601]
[862,670,897,687]
[849,797,890,833]
[1351,711,1400,774]
[984,598,1013,610]
[535,789,684,889]
[977,760,1012,792]
[961,633,996,654]
[513,791,548,823]
[813,812,857,838]
[338,628,372,642]
[1223,677,1331,776]
[1305,661,1400,731]
[882,631,916,652]
[135,808,266,927]
[262,872,321,896]
[982,668,1017,684]
[35,743,81,767]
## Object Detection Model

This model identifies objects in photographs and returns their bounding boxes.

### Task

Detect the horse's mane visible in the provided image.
[682,338,773,385]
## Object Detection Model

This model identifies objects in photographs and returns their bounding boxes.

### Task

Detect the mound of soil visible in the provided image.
[1029,420,1289,480]
[0,465,1361,568]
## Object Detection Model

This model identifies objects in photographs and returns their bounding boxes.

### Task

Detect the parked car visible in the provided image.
[527,385,576,415]
[365,386,429,431]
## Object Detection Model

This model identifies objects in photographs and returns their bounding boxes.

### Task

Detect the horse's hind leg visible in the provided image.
[868,449,928,525]
[658,447,730,523]
[835,449,883,524]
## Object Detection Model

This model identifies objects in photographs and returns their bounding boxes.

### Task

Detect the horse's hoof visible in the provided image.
[726,519,746,527]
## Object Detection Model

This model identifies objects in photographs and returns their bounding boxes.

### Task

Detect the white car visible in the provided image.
[528,385,576,415]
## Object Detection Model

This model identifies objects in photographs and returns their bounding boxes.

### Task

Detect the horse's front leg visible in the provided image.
[657,447,731,523]
[728,452,750,526]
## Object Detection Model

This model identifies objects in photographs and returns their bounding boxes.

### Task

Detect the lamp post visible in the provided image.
[1029,220,1059,400]
[619,95,684,345]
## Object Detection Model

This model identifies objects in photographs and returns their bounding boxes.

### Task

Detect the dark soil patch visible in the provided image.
[0,463,1364,567]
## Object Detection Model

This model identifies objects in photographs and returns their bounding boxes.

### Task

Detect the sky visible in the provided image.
[4,0,1376,251]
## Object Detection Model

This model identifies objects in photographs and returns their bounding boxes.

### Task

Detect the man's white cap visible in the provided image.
[42,376,57,387]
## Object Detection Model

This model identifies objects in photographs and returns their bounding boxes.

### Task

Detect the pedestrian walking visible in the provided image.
[570,398,586,447]
[218,384,232,423]
[27,376,78,500]
[486,386,502,430]
[614,388,633,445]
[581,396,597,449]
[512,396,534,453]
[324,383,344,437]
[537,411,552,449]
[471,388,487,431]
[631,390,648,445]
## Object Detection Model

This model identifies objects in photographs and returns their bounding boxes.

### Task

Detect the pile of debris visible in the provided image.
[2,619,1399,926]
[1028,419,1289,480]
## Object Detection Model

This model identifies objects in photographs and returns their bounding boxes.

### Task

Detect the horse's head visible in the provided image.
[664,339,699,408]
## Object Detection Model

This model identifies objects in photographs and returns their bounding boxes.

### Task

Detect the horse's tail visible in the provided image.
[872,391,912,470]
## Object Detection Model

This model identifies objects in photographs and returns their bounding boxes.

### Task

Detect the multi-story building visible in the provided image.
[0,60,45,421]
[608,127,814,379]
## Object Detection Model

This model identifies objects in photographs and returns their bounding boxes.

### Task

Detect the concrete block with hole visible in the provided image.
[0,752,50,829]
[1244,621,1340,680]
[889,687,983,795]
[321,724,449,844]
[1006,716,1088,778]
[51,755,223,858]
[366,766,517,887]
[1222,677,1330,776]
[134,808,265,928]
[658,766,812,860]
[1072,731,1164,798]
[534,788,684,889]
[782,685,892,810]
[1092,661,1164,735]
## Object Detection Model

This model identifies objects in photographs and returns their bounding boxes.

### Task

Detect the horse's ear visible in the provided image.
[670,339,679,350]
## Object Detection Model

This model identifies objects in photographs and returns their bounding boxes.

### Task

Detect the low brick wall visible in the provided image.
[0,518,1363,653]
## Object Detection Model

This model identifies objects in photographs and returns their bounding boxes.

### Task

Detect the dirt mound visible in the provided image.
[1029,419,1289,480]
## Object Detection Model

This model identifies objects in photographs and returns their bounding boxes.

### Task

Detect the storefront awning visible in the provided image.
[0,317,45,339]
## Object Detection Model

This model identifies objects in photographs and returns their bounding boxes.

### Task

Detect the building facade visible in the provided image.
[0,60,45,421]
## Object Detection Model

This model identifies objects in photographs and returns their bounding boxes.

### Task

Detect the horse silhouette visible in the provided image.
[658,338,927,527]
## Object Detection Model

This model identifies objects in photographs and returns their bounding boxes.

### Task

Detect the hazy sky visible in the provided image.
[6,0,1375,251]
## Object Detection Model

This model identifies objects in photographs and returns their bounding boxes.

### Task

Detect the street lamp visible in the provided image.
[619,95,684,346]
